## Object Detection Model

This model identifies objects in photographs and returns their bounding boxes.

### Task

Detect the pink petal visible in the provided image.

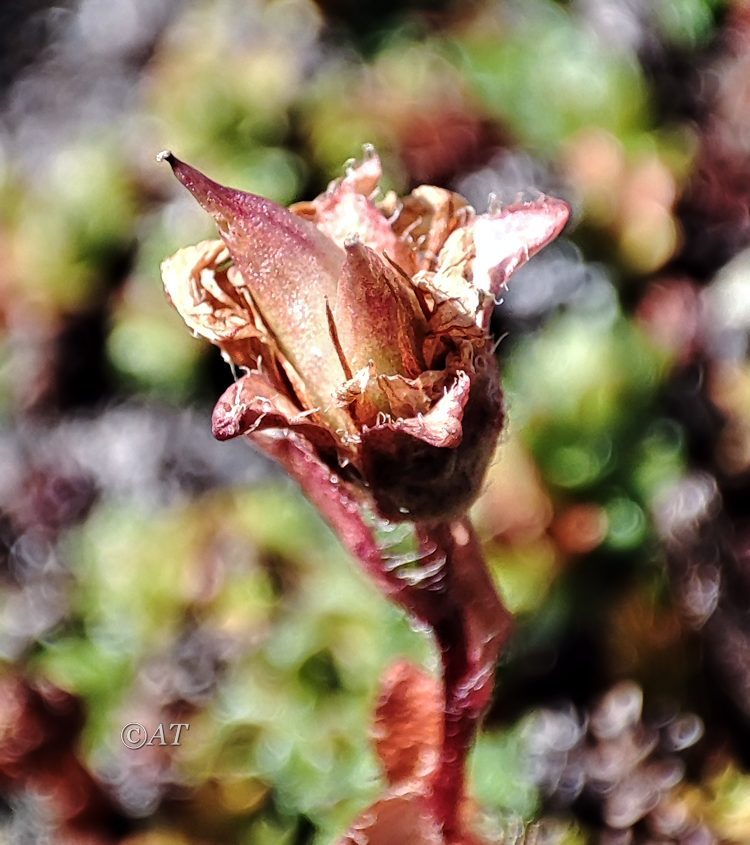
[161,153,348,417]
[333,242,425,378]
[472,195,571,328]
[360,363,503,522]
[341,144,382,196]
[292,148,415,273]
[211,373,340,457]
[316,190,413,268]
[366,370,471,450]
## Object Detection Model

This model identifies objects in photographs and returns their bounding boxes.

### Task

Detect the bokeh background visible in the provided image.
[1,0,750,842]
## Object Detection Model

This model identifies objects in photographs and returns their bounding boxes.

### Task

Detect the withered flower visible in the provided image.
[160,149,569,842]
[159,148,569,522]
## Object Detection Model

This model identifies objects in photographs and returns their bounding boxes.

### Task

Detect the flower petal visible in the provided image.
[341,144,383,196]
[376,372,439,419]
[360,363,503,521]
[424,195,571,333]
[367,370,471,450]
[333,242,425,378]
[384,185,472,272]
[359,371,470,521]
[292,148,415,273]
[161,239,273,369]
[414,226,482,328]
[211,372,341,456]
[472,195,571,328]
[161,153,349,418]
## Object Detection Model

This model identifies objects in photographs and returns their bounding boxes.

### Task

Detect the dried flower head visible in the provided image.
[160,147,569,521]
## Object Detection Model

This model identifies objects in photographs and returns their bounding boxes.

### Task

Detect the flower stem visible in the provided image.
[250,433,436,621]
[251,433,513,841]
[418,518,514,840]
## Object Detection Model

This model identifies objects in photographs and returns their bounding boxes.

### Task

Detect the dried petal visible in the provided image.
[377,371,440,419]
[361,364,502,521]
[424,299,486,364]
[211,373,340,457]
[421,225,481,321]
[422,195,571,331]
[386,185,472,272]
[334,364,386,429]
[370,370,471,450]
[292,149,415,273]
[472,196,571,328]
[161,240,268,368]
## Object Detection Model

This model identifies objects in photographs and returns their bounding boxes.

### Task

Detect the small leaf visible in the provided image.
[373,660,442,787]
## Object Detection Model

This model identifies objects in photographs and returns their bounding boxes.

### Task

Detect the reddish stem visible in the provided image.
[250,433,436,621]
[252,433,513,841]
[418,519,513,839]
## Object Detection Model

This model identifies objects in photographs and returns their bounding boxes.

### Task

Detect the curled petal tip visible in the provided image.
[211,410,239,442]
[211,392,242,441]
[471,192,573,329]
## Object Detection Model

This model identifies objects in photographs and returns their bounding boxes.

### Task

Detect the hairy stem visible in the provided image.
[250,433,436,622]
[252,433,513,840]
[418,518,513,839]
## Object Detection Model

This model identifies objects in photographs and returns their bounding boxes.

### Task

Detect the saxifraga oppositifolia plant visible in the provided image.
[159,146,569,844]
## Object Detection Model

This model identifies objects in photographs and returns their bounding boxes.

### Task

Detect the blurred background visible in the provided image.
[1,0,750,842]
